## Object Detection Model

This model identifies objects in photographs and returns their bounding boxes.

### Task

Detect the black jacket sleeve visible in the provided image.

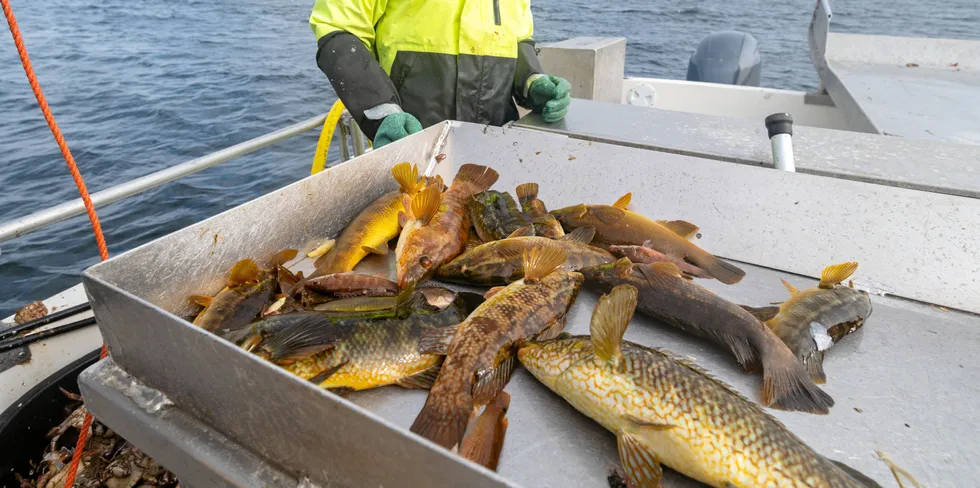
[513,39,544,109]
[316,32,400,140]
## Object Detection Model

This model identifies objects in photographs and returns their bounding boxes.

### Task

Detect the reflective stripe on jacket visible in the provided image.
[311,0,542,139]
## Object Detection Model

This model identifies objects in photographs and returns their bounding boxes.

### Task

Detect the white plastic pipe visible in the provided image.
[770,133,796,172]
[765,113,796,172]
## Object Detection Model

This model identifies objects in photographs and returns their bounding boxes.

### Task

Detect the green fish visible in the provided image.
[467,190,534,242]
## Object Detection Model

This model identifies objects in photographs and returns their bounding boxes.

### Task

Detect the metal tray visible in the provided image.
[82,120,980,487]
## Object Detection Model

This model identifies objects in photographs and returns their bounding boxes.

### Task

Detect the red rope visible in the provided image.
[2,0,110,485]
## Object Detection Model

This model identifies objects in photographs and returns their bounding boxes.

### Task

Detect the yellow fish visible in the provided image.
[519,285,881,488]
[313,162,421,276]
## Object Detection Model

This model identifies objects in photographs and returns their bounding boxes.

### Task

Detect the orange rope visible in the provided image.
[1,0,109,261]
[2,0,110,486]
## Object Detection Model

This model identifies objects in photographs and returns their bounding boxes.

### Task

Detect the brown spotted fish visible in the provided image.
[410,247,583,449]
[397,164,499,290]
[551,192,744,284]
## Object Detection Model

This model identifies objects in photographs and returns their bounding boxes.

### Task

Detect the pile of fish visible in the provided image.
[186,162,886,487]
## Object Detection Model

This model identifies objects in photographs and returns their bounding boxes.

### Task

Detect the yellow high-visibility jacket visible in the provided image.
[311,0,543,139]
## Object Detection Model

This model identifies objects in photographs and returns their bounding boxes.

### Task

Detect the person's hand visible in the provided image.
[373,112,423,148]
[528,74,571,123]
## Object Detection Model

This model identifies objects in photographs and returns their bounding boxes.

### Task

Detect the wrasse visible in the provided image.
[519,285,880,488]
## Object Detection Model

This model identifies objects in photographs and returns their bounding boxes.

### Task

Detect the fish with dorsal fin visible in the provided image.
[467,190,534,242]
[515,182,565,238]
[581,258,833,414]
[190,250,296,334]
[551,193,744,284]
[760,262,872,384]
[236,290,482,393]
[410,246,583,450]
[436,227,612,285]
[313,162,422,276]
[396,164,499,290]
[518,284,881,488]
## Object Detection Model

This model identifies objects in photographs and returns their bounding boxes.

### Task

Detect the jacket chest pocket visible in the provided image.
[493,0,501,25]
[389,51,418,91]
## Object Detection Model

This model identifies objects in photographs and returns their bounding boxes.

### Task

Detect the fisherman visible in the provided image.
[310,0,571,148]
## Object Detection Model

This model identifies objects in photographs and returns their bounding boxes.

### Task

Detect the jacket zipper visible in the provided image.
[493,0,501,25]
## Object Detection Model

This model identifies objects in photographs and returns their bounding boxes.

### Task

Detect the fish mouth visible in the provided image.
[397,265,426,291]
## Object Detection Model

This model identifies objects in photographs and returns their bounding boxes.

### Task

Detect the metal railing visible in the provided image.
[0,112,368,244]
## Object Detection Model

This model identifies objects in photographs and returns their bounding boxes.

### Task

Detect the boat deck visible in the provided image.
[0,284,101,412]
[515,99,980,200]
[817,25,980,145]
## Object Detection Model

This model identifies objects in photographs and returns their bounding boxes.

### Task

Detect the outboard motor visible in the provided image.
[686,31,761,86]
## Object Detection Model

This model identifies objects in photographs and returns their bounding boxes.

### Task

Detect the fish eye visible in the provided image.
[419,256,432,269]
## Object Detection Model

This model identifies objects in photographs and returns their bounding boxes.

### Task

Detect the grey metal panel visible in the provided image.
[82,123,514,488]
[79,359,298,488]
[514,99,980,199]
[822,33,980,144]
[451,123,979,311]
[82,121,980,487]
[826,59,980,144]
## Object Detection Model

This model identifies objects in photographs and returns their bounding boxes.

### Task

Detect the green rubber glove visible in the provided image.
[373,112,423,148]
[528,74,571,123]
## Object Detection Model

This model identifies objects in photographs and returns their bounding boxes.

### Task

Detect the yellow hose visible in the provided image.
[311,99,348,175]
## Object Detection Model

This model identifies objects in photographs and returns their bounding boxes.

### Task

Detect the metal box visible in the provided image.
[82,120,980,487]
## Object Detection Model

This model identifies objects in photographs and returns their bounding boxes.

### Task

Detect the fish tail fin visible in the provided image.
[515,182,539,203]
[410,394,472,449]
[459,391,510,471]
[760,339,834,414]
[453,164,499,195]
[271,249,298,267]
[803,351,828,384]
[690,250,745,285]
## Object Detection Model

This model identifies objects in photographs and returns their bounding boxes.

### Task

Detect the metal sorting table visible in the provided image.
[820,33,980,146]
[80,120,980,487]
[515,99,980,200]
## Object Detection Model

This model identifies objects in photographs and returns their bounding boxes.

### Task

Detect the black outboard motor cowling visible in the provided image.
[686,31,762,86]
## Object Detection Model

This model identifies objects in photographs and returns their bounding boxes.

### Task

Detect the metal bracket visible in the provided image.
[808,0,834,94]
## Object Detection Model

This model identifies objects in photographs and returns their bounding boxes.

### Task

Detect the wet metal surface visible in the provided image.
[83,121,980,487]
